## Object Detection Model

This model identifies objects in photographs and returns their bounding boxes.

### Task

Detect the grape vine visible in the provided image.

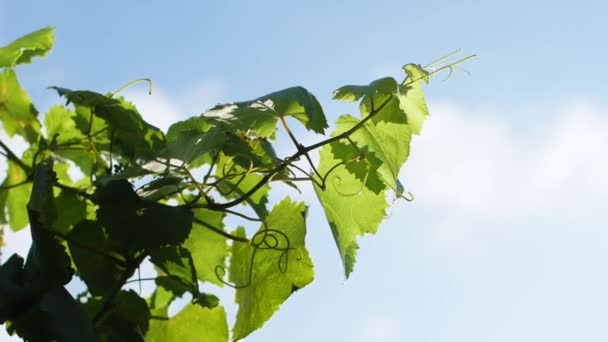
[0,27,473,341]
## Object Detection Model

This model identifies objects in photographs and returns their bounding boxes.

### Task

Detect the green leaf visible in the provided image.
[402,63,430,84]
[37,286,96,342]
[85,290,151,342]
[67,220,124,297]
[3,160,32,231]
[215,154,270,218]
[314,143,388,278]
[0,182,8,225]
[146,304,228,342]
[205,86,328,137]
[333,77,398,102]
[335,110,412,188]
[137,176,185,202]
[221,134,279,170]
[397,79,429,135]
[0,26,54,68]
[24,161,74,290]
[50,88,165,161]
[148,285,174,311]
[193,293,220,309]
[165,116,214,141]
[161,125,227,165]
[149,246,198,295]
[95,180,193,252]
[53,190,86,234]
[184,208,229,286]
[0,254,32,323]
[229,198,314,341]
[162,116,221,166]
[44,105,85,144]
[0,68,41,143]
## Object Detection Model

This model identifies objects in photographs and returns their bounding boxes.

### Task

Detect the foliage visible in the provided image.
[0,27,473,341]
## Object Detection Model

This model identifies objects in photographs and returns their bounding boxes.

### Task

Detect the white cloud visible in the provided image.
[123,80,225,133]
[359,313,403,341]
[123,88,182,133]
[179,80,225,116]
[403,100,608,219]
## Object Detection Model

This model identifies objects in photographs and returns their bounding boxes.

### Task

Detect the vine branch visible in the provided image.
[192,216,250,243]
[197,95,393,211]
[0,140,31,173]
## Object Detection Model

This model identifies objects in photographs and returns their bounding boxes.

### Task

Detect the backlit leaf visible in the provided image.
[184,208,228,286]
[205,86,327,137]
[146,304,228,342]
[229,198,314,340]
[315,143,388,277]
[68,220,124,297]
[0,69,41,143]
[0,26,54,68]
[149,246,198,295]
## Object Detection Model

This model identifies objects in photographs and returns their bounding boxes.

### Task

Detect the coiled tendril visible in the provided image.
[215,224,293,289]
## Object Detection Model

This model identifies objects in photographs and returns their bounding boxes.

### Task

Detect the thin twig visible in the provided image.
[0,140,31,173]
[196,95,393,211]
[192,216,249,243]
[53,182,94,200]
[279,116,322,181]
[0,179,30,191]
[216,208,262,222]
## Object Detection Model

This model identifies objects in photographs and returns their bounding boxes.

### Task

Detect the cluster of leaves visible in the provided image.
[0,27,472,341]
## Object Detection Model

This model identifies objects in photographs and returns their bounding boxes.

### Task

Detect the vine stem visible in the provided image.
[279,116,322,182]
[109,78,153,97]
[0,140,31,173]
[192,216,249,243]
[0,179,29,191]
[192,58,476,211]
[53,182,94,200]
[198,95,392,211]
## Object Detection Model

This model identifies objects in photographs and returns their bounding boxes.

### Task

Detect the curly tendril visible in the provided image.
[214,225,293,289]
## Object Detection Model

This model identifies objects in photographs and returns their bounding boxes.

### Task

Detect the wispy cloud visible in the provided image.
[123,79,225,132]
[359,313,404,341]
[403,100,608,218]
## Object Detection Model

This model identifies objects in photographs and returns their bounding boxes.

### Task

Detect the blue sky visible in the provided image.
[2,1,608,341]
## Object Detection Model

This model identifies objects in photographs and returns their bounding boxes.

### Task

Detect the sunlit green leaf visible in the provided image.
[335,109,412,188]
[402,63,430,84]
[146,304,228,342]
[0,26,54,68]
[53,190,86,234]
[229,198,314,341]
[50,87,165,161]
[44,105,85,145]
[184,208,228,286]
[0,69,41,143]
[333,77,398,102]
[205,86,328,137]
[215,154,270,218]
[3,160,32,231]
[315,144,388,277]
[397,80,429,135]
[149,246,198,295]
